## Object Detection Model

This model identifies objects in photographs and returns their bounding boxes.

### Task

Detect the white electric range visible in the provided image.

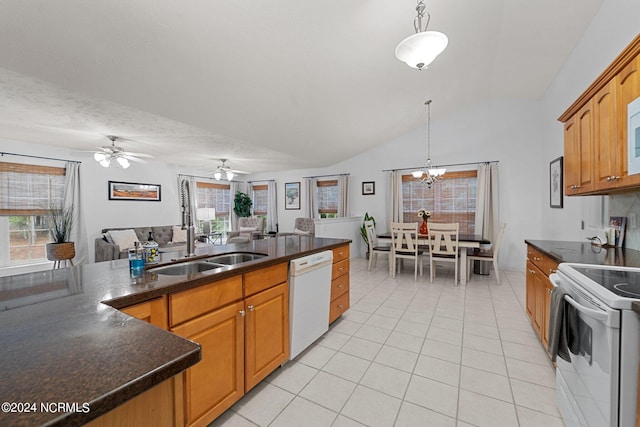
[550,263,640,427]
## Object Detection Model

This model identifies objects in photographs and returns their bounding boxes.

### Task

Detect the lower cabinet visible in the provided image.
[244,282,289,391]
[330,244,350,323]
[171,301,244,427]
[525,245,558,354]
[85,374,184,427]
[169,262,289,427]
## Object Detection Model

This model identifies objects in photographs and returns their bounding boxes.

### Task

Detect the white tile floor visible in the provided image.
[210,258,565,427]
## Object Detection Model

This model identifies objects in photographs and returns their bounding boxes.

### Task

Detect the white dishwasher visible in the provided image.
[288,250,334,360]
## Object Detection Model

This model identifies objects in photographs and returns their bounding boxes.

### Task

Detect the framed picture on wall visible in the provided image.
[285,182,300,210]
[108,181,161,201]
[362,181,375,195]
[550,156,563,208]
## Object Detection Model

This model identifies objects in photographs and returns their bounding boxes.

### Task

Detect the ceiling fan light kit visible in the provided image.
[93,135,147,169]
[213,159,246,181]
[395,0,448,70]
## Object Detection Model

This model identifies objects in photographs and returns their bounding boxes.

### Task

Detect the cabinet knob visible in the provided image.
[338,305,343,309]
[529,269,535,274]
[338,284,343,288]
[606,176,612,182]
[615,176,620,180]
[338,252,344,256]
[248,305,255,311]
[339,267,344,272]
[239,310,246,317]
[549,269,556,274]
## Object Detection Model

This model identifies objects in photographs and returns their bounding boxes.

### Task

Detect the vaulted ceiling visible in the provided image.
[0,0,603,174]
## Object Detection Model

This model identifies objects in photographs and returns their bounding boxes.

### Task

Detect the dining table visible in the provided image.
[377,231,490,285]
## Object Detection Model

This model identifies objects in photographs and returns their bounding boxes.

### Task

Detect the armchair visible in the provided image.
[227,217,265,243]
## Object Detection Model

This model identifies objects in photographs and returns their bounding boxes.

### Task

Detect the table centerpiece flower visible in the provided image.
[418,209,431,234]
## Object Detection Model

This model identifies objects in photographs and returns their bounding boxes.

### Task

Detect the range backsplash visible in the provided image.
[609,193,640,251]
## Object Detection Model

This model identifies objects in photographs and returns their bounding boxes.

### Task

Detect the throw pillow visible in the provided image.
[172,226,187,243]
[107,229,139,250]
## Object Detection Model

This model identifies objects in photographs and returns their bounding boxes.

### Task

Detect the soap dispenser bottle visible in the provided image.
[143,231,159,264]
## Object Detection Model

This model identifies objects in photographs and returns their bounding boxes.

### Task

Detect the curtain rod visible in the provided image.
[177,173,245,183]
[302,173,350,179]
[382,160,498,172]
[0,152,82,164]
[247,179,275,183]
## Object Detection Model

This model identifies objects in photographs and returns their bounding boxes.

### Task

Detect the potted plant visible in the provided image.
[233,192,252,217]
[360,212,375,258]
[45,204,76,264]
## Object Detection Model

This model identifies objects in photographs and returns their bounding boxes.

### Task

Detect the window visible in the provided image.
[402,170,477,234]
[0,162,66,266]
[196,181,231,234]
[317,180,338,218]
[251,185,268,232]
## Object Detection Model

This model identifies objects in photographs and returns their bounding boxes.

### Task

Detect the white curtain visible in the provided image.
[337,175,350,217]
[267,181,278,232]
[177,175,198,229]
[63,162,88,264]
[305,177,317,218]
[387,170,403,224]
[230,181,240,230]
[475,163,500,241]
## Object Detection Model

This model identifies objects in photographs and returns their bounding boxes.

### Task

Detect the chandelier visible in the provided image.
[412,100,445,188]
[395,0,448,70]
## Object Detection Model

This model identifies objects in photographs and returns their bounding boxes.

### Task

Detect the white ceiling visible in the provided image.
[0,0,603,175]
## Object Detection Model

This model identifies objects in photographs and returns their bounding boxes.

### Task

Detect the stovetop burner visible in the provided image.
[573,266,640,298]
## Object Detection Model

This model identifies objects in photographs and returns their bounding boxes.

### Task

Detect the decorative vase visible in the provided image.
[420,219,428,235]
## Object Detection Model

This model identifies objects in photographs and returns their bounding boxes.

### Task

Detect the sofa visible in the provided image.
[95,225,189,262]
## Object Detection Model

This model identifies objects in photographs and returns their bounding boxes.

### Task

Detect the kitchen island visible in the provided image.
[0,235,350,427]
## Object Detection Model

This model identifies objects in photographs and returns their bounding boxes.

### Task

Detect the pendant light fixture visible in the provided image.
[412,100,445,188]
[395,0,448,70]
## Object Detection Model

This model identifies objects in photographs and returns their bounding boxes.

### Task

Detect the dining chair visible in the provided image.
[390,222,424,281]
[427,222,460,285]
[364,220,391,272]
[467,222,507,284]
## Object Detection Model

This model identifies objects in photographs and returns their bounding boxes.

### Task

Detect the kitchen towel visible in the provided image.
[548,286,572,363]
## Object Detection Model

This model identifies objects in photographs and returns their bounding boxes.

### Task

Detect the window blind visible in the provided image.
[0,162,66,215]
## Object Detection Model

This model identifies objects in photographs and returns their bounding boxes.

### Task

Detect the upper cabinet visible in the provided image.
[559,35,640,196]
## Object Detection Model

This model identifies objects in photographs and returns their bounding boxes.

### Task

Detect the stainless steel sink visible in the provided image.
[149,261,221,276]
[204,252,267,265]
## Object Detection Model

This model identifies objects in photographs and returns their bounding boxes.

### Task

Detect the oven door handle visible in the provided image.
[564,295,608,322]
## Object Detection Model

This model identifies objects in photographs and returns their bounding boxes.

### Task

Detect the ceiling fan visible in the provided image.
[93,136,152,169]
[213,159,249,181]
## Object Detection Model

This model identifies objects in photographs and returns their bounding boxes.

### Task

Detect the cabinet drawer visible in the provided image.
[332,259,349,279]
[244,262,288,297]
[330,274,349,301]
[543,257,559,276]
[329,291,349,324]
[121,296,168,329]
[332,245,350,263]
[170,276,243,326]
[526,245,545,270]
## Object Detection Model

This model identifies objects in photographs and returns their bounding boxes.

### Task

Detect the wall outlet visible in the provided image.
[631,213,637,229]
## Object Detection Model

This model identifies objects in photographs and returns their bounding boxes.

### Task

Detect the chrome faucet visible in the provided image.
[180,178,196,257]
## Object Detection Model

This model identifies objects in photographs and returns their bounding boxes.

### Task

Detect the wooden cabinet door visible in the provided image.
[244,282,289,392]
[542,280,554,352]
[594,80,621,191]
[171,301,245,427]
[525,260,536,323]
[564,115,579,194]
[533,265,545,339]
[618,56,640,188]
[121,296,168,329]
[577,101,595,193]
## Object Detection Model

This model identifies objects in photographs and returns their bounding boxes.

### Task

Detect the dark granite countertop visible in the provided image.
[524,240,640,268]
[0,236,350,426]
